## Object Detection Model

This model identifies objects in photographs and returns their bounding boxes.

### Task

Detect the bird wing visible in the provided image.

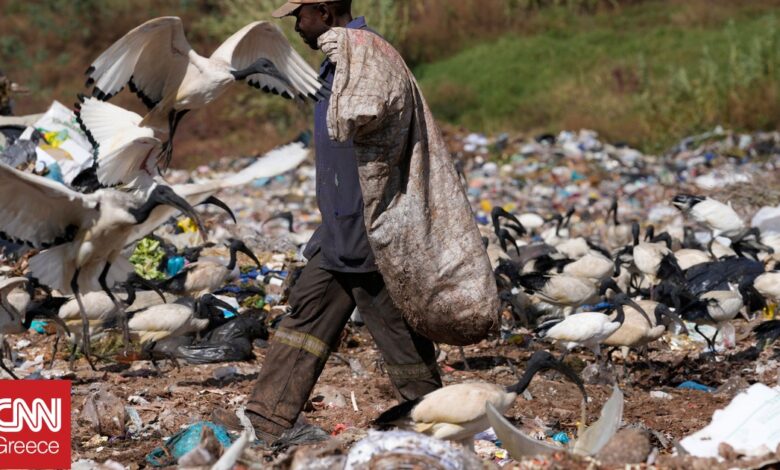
[76,97,161,187]
[86,16,190,108]
[693,199,744,234]
[0,164,99,248]
[547,313,611,342]
[128,304,190,334]
[122,142,310,246]
[210,21,327,101]
[411,383,505,425]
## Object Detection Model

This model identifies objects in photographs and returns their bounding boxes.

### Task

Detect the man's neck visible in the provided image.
[333,14,353,28]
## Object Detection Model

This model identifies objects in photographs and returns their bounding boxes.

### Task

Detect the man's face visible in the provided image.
[294,4,330,50]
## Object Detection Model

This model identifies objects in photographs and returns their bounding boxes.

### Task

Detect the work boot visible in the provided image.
[210,408,328,450]
[210,408,283,445]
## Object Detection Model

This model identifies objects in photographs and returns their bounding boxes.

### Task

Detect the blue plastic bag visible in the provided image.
[146,421,233,467]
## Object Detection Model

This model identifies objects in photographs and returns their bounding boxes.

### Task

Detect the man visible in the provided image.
[214,0,442,444]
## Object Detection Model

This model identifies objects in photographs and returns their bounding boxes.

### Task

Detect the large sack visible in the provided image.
[319,28,498,345]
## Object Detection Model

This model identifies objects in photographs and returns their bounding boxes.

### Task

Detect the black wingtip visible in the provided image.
[372,398,421,427]
[85,66,95,75]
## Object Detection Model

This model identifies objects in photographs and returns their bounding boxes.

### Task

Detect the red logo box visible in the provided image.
[0,380,71,469]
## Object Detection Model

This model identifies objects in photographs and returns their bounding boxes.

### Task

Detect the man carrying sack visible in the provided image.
[215,0,497,446]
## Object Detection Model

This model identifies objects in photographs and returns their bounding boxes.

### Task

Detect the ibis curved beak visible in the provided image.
[201,196,237,224]
[236,243,262,270]
[162,191,209,242]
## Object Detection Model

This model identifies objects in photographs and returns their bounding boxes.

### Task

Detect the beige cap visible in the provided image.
[272,0,341,19]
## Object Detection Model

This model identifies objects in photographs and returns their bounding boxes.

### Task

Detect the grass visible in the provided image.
[415,1,780,151]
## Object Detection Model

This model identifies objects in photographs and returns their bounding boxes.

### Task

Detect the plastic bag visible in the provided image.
[176,313,268,364]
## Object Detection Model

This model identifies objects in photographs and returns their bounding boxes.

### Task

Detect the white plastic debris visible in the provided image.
[486,385,623,459]
[650,391,672,400]
[680,384,780,458]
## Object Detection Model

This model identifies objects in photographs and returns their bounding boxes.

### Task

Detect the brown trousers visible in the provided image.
[246,251,442,433]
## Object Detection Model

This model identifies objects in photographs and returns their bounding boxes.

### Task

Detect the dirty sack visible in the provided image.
[319,27,498,345]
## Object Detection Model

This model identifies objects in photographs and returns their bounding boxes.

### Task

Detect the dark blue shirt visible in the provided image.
[303,16,378,273]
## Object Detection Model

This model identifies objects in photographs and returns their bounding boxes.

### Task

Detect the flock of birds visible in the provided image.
[1,15,780,456]
[367,194,780,450]
[0,16,326,376]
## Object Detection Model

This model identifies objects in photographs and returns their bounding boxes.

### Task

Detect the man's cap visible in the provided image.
[272,0,342,19]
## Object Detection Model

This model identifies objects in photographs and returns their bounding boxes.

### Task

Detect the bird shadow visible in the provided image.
[451,355,514,371]
[177,371,259,388]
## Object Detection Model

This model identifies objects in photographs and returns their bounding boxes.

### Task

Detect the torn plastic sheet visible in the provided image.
[680,384,780,458]
[486,385,623,459]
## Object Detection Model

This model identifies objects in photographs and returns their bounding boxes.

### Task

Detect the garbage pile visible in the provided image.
[2,110,780,469]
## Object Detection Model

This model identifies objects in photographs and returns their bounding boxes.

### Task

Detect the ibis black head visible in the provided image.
[655,303,688,334]
[631,222,641,246]
[598,277,621,296]
[228,238,262,270]
[672,194,705,212]
[610,293,651,325]
[196,294,238,319]
[508,350,588,401]
[138,185,208,241]
[232,58,292,88]
[125,273,167,305]
[644,225,655,242]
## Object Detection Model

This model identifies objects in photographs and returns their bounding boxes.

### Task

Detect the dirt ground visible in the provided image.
[6,313,773,469]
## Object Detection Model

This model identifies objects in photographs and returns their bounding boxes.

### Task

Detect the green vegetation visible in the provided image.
[416,1,780,151]
[2,0,779,159]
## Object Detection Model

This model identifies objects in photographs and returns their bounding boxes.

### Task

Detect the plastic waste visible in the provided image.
[677,381,715,393]
[486,385,623,459]
[78,389,128,438]
[166,256,186,277]
[345,430,484,470]
[146,422,233,467]
[680,384,780,458]
[175,313,268,364]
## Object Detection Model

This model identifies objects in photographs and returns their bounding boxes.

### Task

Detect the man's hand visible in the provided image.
[318,29,341,64]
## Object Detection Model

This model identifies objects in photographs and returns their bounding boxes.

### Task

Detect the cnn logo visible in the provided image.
[0,381,70,469]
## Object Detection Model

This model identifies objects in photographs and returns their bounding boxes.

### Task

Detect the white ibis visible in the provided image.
[672,194,746,239]
[681,286,744,352]
[603,300,685,354]
[674,248,712,271]
[536,294,650,360]
[0,162,207,366]
[0,277,70,378]
[84,17,326,174]
[127,294,237,356]
[562,252,614,282]
[518,274,618,316]
[158,239,261,297]
[56,275,166,363]
[754,271,780,304]
[372,350,586,450]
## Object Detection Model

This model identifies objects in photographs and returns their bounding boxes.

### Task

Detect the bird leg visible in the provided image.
[458,346,471,371]
[0,336,18,380]
[71,269,96,371]
[99,262,130,353]
[49,334,60,369]
[694,324,717,354]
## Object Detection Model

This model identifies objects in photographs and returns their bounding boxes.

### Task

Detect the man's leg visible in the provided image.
[352,272,442,401]
[244,252,356,436]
